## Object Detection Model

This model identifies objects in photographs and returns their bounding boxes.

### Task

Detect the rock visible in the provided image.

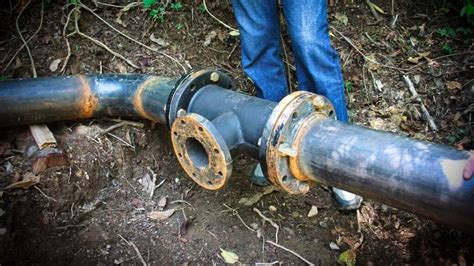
[329,242,340,250]
[307,205,318,217]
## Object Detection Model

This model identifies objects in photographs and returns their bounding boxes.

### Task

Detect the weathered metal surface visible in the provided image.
[171,113,232,190]
[293,118,473,232]
[0,75,175,126]
[259,91,334,194]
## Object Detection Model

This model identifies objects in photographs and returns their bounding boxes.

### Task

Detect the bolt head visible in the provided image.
[177,109,187,117]
[312,97,326,109]
[210,72,220,83]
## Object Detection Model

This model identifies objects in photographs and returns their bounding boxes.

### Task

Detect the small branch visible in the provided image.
[34,185,57,202]
[71,7,139,69]
[223,204,256,233]
[79,2,186,73]
[202,0,237,31]
[118,234,147,266]
[253,208,279,244]
[266,240,314,266]
[11,0,44,77]
[61,8,75,74]
[365,0,380,23]
[402,75,438,131]
[96,120,144,136]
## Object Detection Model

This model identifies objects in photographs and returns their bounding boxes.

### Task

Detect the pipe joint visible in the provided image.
[260,91,335,194]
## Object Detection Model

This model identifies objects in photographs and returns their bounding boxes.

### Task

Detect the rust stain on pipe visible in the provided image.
[78,76,98,119]
[133,77,165,122]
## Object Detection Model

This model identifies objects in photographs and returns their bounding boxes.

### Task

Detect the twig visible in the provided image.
[61,8,74,74]
[147,167,157,200]
[78,2,186,73]
[280,34,293,93]
[106,132,135,148]
[253,208,279,244]
[222,204,256,233]
[14,0,44,77]
[266,240,314,266]
[34,185,57,202]
[402,75,438,131]
[202,0,237,31]
[330,26,410,72]
[118,234,147,266]
[3,0,44,74]
[96,120,144,136]
[171,200,196,210]
[226,43,238,60]
[365,0,380,23]
[69,7,139,69]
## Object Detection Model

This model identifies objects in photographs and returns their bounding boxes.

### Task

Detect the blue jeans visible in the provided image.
[231,0,348,122]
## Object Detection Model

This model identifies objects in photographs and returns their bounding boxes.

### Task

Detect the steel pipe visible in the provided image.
[0,69,472,232]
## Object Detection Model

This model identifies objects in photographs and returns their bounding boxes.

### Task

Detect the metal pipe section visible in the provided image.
[0,74,175,126]
[292,118,473,232]
[0,69,472,232]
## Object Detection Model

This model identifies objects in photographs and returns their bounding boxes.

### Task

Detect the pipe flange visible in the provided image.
[167,69,233,128]
[171,113,232,190]
[259,91,335,194]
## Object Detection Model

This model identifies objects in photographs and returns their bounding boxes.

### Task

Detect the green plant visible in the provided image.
[197,3,206,13]
[461,0,474,24]
[442,43,454,54]
[175,23,183,30]
[143,0,157,9]
[149,7,165,23]
[170,2,183,11]
[0,75,6,81]
[437,27,456,38]
[344,81,353,93]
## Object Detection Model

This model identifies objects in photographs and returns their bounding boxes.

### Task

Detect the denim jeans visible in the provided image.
[231,0,348,122]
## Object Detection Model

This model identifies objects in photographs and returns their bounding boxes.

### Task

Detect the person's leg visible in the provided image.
[282,0,361,209]
[281,0,348,122]
[231,0,288,102]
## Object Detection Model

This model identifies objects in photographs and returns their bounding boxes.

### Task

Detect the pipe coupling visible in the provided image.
[259,91,335,194]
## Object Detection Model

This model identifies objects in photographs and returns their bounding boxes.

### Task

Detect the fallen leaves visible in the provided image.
[446,81,462,90]
[238,186,279,206]
[150,33,169,47]
[203,31,217,46]
[220,248,239,264]
[147,209,175,221]
[337,249,357,266]
[6,173,40,189]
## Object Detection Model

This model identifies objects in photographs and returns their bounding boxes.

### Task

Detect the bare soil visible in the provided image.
[0,0,473,265]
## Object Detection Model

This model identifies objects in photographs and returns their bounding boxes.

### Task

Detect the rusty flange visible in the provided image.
[167,69,233,128]
[171,113,232,190]
[259,91,334,194]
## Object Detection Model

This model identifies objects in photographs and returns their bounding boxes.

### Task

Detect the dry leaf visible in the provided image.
[157,196,167,210]
[150,33,169,47]
[148,209,175,221]
[366,54,379,71]
[203,31,217,46]
[6,173,40,189]
[446,81,462,90]
[220,248,239,264]
[407,57,420,64]
[228,30,240,37]
[239,186,279,206]
[335,12,348,25]
[49,59,61,72]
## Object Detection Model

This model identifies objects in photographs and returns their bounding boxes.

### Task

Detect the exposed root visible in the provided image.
[79,2,187,73]
[3,0,44,75]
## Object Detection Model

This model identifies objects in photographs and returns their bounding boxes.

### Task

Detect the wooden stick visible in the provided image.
[30,124,57,149]
[266,240,314,266]
[402,75,438,131]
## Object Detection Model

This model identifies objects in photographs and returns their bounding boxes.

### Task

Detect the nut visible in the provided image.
[277,143,297,157]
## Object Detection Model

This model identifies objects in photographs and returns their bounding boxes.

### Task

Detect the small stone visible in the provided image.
[329,242,340,250]
[319,220,328,228]
[307,205,318,217]
[269,205,277,212]
[291,211,301,218]
[0,228,6,235]
[249,223,259,230]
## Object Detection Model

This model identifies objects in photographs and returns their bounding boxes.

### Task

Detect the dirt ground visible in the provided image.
[0,0,473,264]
